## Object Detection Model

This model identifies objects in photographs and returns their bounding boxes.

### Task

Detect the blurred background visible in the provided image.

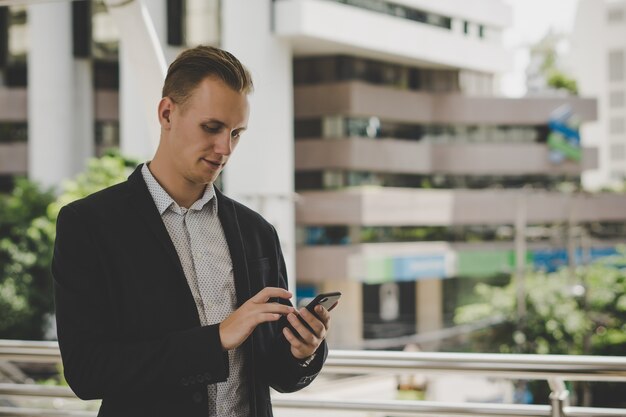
[0,0,625,415]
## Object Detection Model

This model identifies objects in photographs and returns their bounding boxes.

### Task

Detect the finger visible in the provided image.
[259,303,294,315]
[251,287,292,303]
[282,327,305,350]
[299,307,327,337]
[255,313,283,324]
[288,313,319,345]
[314,305,332,329]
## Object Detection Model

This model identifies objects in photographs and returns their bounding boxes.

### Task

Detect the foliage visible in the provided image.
[455,253,626,355]
[0,178,56,339]
[455,252,626,405]
[547,70,579,95]
[0,149,138,340]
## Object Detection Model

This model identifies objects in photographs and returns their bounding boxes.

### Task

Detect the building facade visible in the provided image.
[1,0,625,350]
[569,0,626,190]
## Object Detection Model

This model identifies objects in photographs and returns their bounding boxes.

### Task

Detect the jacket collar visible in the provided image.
[126,164,251,306]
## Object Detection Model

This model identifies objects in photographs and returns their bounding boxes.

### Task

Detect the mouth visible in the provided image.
[202,158,224,169]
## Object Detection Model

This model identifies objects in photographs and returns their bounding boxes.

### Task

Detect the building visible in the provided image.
[1,0,625,350]
[568,0,626,190]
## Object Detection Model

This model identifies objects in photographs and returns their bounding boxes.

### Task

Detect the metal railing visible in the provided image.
[1,340,625,417]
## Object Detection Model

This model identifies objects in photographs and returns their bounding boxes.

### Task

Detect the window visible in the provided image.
[463,21,469,34]
[72,0,91,57]
[95,121,119,156]
[167,0,220,47]
[611,143,626,160]
[610,90,625,108]
[610,117,625,134]
[609,50,625,82]
[608,7,625,23]
[478,24,485,39]
[0,7,7,68]
[0,122,27,144]
[3,6,27,87]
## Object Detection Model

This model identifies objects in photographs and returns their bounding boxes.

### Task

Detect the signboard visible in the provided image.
[547,104,581,163]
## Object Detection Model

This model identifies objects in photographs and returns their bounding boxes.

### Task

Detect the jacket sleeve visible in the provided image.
[52,204,229,400]
[266,225,328,393]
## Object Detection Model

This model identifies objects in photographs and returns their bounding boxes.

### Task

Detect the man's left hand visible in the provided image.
[283,305,332,360]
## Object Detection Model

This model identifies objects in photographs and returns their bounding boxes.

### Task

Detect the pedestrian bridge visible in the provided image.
[0,339,625,417]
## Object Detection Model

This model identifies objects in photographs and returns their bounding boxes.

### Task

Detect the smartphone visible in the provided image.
[280,291,341,338]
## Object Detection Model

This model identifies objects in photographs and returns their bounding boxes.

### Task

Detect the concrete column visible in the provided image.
[28,2,90,191]
[417,278,443,351]
[118,0,171,161]
[322,280,363,349]
[221,0,297,294]
[73,60,95,171]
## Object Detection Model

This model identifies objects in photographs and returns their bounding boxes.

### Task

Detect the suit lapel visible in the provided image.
[126,164,188,289]
[215,187,251,307]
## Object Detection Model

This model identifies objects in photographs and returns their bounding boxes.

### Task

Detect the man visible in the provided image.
[52,46,331,417]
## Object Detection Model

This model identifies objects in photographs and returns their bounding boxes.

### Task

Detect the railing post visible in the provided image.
[548,378,570,417]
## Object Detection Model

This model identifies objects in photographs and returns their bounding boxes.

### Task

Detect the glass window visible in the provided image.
[167,0,220,47]
[7,6,27,62]
[95,121,119,157]
[610,117,625,134]
[608,50,625,82]
[607,6,625,24]
[185,0,220,46]
[610,90,625,108]
[92,0,119,60]
[463,21,469,34]
[611,143,626,160]
[0,122,27,144]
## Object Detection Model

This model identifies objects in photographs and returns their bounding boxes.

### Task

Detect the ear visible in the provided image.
[158,97,174,129]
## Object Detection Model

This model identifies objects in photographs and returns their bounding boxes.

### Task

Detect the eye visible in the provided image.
[202,125,221,134]
[231,130,243,139]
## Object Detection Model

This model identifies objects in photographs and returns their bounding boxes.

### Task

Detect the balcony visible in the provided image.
[294,81,598,125]
[296,240,624,282]
[0,88,118,122]
[274,0,512,73]
[0,143,27,175]
[295,188,626,226]
[295,138,599,175]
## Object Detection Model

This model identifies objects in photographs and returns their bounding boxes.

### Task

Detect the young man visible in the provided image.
[52,46,331,417]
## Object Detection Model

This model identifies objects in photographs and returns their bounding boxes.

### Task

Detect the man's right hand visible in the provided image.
[219,287,294,351]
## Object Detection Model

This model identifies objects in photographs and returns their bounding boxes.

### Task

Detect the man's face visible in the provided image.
[161,76,250,185]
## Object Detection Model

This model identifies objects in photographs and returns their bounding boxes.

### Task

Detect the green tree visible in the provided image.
[0,178,56,339]
[455,251,626,405]
[547,70,579,95]
[0,149,138,340]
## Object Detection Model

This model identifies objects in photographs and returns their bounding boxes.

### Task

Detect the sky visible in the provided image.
[500,0,581,97]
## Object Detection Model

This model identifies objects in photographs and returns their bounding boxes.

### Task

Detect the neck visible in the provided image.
[147,155,206,209]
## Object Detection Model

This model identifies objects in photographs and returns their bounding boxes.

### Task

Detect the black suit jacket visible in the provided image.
[51,163,326,417]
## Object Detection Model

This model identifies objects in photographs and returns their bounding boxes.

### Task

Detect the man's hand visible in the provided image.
[283,304,333,360]
[219,287,294,351]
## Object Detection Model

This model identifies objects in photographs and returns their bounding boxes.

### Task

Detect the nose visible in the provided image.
[214,131,233,156]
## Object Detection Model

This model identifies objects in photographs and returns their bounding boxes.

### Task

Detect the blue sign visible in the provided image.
[393,255,447,281]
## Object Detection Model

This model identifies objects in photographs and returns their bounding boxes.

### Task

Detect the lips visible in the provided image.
[202,158,223,169]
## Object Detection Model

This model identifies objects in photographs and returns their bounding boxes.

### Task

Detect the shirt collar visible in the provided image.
[141,162,217,216]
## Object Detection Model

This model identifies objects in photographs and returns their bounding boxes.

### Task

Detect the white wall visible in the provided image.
[275,0,512,74]
[568,0,626,190]
[222,0,297,293]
